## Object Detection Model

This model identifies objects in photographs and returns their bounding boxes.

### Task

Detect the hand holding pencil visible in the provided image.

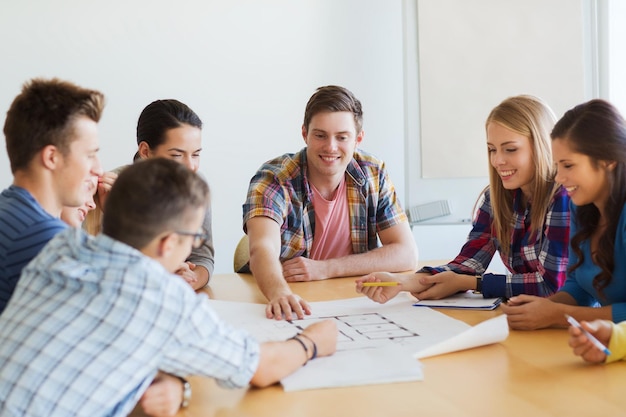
[567,318,613,364]
[355,272,403,304]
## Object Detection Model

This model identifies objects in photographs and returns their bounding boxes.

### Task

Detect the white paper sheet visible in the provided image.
[414,314,509,359]
[208,296,471,391]
[281,345,424,392]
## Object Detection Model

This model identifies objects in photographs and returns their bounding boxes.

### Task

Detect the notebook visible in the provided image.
[412,291,502,310]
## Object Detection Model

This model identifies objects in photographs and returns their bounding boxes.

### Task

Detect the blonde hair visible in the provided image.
[485,95,557,255]
[83,196,103,235]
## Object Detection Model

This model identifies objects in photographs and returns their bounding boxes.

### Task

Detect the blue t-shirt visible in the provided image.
[560,202,626,322]
[0,185,66,312]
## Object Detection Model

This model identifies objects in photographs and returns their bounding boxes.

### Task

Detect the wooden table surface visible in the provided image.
[131,272,626,417]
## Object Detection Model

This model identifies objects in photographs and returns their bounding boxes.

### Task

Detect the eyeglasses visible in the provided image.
[174,229,208,249]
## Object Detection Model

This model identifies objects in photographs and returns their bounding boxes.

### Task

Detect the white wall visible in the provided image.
[1,1,619,274]
[608,0,626,114]
[0,0,406,274]
[416,0,588,180]
[404,0,597,265]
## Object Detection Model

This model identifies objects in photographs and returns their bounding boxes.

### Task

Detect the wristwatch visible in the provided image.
[473,275,483,294]
[179,377,192,408]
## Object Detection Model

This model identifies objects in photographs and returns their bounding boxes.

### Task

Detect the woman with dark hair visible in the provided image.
[133,99,203,167]
[503,99,626,330]
[94,99,214,290]
[133,99,213,289]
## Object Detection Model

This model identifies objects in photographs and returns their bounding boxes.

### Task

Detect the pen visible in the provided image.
[362,282,399,287]
[565,314,611,356]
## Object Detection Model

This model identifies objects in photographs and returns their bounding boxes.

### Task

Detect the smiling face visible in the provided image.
[54,116,103,209]
[140,124,202,172]
[60,176,97,227]
[552,137,613,212]
[302,111,363,186]
[487,122,535,197]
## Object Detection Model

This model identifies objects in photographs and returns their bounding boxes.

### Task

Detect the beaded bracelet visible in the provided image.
[290,334,310,365]
[297,333,318,360]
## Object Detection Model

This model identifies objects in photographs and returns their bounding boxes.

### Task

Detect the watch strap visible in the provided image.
[178,377,191,408]
[474,275,483,294]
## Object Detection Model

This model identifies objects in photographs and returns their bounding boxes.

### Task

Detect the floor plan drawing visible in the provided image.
[271,312,421,351]
[209,296,469,353]
[207,296,471,391]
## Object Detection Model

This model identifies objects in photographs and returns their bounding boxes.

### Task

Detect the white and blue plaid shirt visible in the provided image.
[0,228,259,417]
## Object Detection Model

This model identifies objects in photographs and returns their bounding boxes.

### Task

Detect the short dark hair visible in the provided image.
[102,158,210,249]
[303,85,363,133]
[133,99,202,161]
[3,78,105,173]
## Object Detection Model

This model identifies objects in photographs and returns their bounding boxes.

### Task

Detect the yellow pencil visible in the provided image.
[362,282,399,287]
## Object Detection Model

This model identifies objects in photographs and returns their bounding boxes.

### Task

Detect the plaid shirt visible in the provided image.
[0,228,259,417]
[242,148,407,266]
[420,186,570,298]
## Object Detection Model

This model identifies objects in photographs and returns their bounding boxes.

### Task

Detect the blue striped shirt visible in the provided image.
[0,185,66,313]
[0,228,259,417]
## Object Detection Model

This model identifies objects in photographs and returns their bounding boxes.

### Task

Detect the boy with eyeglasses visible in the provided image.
[0,158,337,417]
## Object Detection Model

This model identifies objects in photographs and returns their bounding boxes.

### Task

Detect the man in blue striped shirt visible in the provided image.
[0,78,104,313]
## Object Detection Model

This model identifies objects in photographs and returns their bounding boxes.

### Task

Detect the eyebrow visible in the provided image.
[311,128,352,135]
[166,147,202,153]
[486,140,519,146]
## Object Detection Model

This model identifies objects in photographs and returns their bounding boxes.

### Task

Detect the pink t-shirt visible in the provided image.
[309,177,353,260]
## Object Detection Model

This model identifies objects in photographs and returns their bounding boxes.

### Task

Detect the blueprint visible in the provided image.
[208,295,472,391]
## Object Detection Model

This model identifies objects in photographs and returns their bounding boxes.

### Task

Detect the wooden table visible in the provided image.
[134,273,626,417]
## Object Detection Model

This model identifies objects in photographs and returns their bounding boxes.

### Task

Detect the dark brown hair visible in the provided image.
[551,99,626,296]
[3,78,104,173]
[133,99,202,161]
[303,85,363,133]
[102,158,209,249]
[103,158,210,250]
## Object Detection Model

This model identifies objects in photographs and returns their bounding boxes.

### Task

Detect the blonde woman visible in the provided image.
[357,95,570,302]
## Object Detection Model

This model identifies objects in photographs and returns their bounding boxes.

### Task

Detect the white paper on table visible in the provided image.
[414,314,509,359]
[281,345,424,392]
[208,296,470,353]
[208,296,470,391]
